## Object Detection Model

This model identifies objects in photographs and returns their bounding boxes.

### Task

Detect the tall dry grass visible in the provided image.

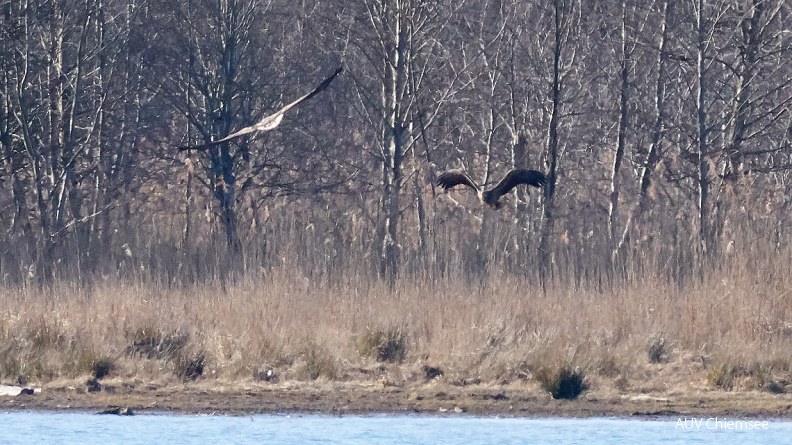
[2,230,791,393]
[2,179,792,394]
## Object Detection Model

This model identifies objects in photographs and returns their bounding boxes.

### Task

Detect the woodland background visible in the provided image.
[1,0,792,286]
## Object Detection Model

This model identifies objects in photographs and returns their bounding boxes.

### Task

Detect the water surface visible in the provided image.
[1,412,789,444]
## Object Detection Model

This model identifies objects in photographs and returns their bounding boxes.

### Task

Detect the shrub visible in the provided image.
[128,325,203,381]
[763,381,786,394]
[93,357,115,379]
[175,352,206,381]
[534,364,589,400]
[706,360,735,390]
[128,327,189,361]
[423,365,444,380]
[357,326,408,364]
[128,326,163,359]
[296,341,336,380]
[597,353,621,377]
[86,378,102,392]
[647,337,669,364]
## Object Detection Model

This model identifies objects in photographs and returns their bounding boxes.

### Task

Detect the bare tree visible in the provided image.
[1,0,147,278]
[345,0,466,278]
[607,0,634,244]
[159,0,341,257]
[710,0,792,244]
[537,0,582,283]
[615,0,672,256]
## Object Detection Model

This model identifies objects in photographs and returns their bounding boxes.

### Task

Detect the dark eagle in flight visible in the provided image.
[178,66,343,151]
[437,168,547,209]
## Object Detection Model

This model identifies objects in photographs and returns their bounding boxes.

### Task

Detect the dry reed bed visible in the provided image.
[2,253,791,396]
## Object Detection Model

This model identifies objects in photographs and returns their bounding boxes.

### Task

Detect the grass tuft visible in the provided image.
[647,337,670,364]
[93,357,115,380]
[534,364,589,400]
[295,341,336,380]
[175,351,206,381]
[128,327,189,361]
[706,359,736,390]
[357,326,408,363]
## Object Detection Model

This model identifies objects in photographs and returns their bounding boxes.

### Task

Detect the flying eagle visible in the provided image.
[178,66,343,151]
[436,168,547,209]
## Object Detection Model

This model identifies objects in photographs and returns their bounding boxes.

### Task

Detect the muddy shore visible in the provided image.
[3,379,792,418]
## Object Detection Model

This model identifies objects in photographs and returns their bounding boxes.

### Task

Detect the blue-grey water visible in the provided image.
[1,412,789,444]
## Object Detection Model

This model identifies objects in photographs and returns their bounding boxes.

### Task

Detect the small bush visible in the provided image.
[128,325,202,381]
[763,381,786,394]
[86,378,102,392]
[128,327,189,361]
[706,360,735,390]
[647,337,669,364]
[357,326,407,363]
[128,326,163,359]
[2,356,21,381]
[597,353,620,377]
[30,320,65,352]
[93,357,115,379]
[534,364,589,400]
[296,342,336,380]
[175,352,206,381]
[60,348,97,377]
[423,365,444,380]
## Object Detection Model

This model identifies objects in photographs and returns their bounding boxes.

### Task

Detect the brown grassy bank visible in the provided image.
[2,244,792,415]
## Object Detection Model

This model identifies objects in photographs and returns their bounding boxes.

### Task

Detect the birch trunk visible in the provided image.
[696,0,711,253]
[608,0,630,244]
[615,0,670,255]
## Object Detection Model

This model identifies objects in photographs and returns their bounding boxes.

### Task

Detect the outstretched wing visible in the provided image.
[437,169,480,193]
[178,124,260,151]
[490,169,547,198]
[269,65,343,120]
[178,66,343,151]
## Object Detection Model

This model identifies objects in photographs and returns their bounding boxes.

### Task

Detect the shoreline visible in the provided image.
[3,380,792,418]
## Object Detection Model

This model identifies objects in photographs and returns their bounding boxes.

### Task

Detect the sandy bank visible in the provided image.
[2,379,792,418]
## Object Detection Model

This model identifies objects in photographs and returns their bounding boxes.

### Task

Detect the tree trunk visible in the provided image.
[615,0,670,255]
[608,0,630,244]
[696,0,711,254]
[538,0,565,285]
[376,5,410,280]
[379,137,402,278]
[379,59,406,278]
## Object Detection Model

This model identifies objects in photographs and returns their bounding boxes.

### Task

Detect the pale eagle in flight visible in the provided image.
[178,66,342,151]
[437,168,547,209]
